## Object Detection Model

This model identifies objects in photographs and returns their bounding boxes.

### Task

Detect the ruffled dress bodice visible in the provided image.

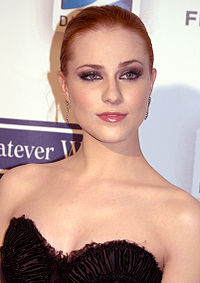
[0,216,163,282]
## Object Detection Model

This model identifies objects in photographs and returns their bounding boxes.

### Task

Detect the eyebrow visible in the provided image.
[119,59,143,67]
[76,59,143,70]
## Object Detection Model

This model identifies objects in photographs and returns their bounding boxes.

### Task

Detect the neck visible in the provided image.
[72,130,150,181]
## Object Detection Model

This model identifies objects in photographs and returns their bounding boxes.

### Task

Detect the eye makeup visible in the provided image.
[78,71,102,81]
[119,68,143,80]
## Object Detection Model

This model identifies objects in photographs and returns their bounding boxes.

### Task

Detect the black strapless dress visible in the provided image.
[0,216,163,282]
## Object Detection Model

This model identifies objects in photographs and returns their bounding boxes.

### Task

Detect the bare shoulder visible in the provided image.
[1,163,42,193]
[160,185,200,232]
[0,162,58,207]
[163,185,200,221]
[0,159,71,213]
[160,185,200,281]
[0,164,34,203]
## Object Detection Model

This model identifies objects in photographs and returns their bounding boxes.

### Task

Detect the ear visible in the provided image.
[57,71,70,102]
[149,68,157,95]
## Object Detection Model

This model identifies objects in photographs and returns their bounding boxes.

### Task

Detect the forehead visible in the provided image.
[69,27,149,67]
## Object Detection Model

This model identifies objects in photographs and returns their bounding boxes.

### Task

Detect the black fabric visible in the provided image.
[1,216,163,282]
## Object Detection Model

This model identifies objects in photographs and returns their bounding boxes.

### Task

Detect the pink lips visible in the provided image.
[97,112,127,123]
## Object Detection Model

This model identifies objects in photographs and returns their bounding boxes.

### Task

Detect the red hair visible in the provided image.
[60,5,154,75]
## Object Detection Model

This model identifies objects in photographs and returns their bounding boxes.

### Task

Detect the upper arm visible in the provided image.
[0,167,23,245]
[162,192,200,282]
[0,164,37,245]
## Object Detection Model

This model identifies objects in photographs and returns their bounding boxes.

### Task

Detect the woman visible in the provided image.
[0,5,200,282]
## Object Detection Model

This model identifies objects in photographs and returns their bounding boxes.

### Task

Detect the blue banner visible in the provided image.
[0,118,82,170]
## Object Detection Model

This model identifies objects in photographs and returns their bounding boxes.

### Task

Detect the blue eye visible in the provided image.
[120,69,142,80]
[79,71,102,81]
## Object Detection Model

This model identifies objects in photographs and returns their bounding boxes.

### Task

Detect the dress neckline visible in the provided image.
[4,215,163,272]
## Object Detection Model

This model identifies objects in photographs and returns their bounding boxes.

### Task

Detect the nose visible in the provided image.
[102,77,123,105]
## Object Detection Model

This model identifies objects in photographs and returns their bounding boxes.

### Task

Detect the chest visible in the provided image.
[13,188,165,270]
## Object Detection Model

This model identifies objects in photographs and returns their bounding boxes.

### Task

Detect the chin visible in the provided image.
[85,126,132,144]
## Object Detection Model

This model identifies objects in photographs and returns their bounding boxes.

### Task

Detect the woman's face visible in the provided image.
[59,26,156,143]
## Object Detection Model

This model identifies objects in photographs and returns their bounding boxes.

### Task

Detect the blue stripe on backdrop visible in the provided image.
[0,118,82,170]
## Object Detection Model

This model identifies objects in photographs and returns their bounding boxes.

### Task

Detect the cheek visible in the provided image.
[125,81,149,110]
[68,84,95,115]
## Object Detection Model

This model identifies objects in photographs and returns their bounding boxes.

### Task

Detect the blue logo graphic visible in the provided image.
[61,0,132,11]
[62,0,97,9]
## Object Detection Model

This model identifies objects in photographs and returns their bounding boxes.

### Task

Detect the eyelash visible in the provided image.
[79,69,143,81]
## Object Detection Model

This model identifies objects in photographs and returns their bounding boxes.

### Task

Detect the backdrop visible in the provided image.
[0,0,200,200]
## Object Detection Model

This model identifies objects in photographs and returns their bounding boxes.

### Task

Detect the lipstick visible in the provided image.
[97,112,127,123]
